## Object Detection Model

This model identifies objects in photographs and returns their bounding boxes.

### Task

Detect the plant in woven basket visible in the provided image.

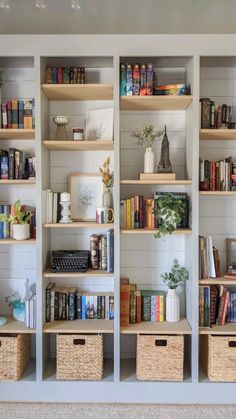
[161,259,189,290]
[153,194,185,239]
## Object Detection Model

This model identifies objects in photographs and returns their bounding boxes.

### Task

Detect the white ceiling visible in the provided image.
[0,0,236,34]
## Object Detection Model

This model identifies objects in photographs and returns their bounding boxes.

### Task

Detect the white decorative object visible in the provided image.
[59,192,73,224]
[166,289,180,322]
[86,108,113,140]
[12,224,30,241]
[144,147,154,173]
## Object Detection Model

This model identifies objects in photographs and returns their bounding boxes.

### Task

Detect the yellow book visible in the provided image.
[126,198,131,229]
[159,295,164,322]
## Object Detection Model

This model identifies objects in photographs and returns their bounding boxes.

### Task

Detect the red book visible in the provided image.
[120,284,131,327]
[136,290,141,323]
[6,101,12,129]
[221,290,230,326]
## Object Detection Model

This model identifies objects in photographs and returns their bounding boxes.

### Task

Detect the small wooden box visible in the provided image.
[57,334,103,380]
[0,334,31,381]
[139,173,176,180]
[202,335,236,382]
[136,334,184,381]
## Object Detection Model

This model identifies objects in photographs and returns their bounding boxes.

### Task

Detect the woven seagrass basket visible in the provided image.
[0,334,31,381]
[136,334,184,381]
[56,334,103,380]
[202,335,236,382]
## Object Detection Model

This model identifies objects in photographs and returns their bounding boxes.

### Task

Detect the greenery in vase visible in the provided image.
[131,125,163,148]
[153,194,185,239]
[161,259,189,289]
[99,157,114,189]
[0,199,31,225]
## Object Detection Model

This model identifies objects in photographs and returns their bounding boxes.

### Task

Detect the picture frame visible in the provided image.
[226,238,236,274]
[68,173,103,221]
[85,108,113,140]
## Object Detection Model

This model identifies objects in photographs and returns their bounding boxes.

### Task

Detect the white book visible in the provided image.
[45,189,51,224]
[52,192,58,224]
[107,229,111,272]
[25,299,30,328]
[48,191,53,224]
[105,295,109,319]
[207,236,216,278]
[29,295,34,329]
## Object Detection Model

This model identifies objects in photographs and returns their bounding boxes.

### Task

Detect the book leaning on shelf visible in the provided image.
[45,284,114,322]
[199,235,221,279]
[25,293,36,329]
[199,285,236,327]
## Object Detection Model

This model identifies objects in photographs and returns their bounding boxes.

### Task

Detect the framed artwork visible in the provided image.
[85,108,113,140]
[226,238,236,274]
[68,173,103,221]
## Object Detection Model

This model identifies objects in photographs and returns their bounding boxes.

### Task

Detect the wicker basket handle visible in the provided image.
[73,339,85,345]
[155,339,167,347]
[229,341,236,347]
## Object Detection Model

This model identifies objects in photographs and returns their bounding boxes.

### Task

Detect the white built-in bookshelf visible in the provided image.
[1,35,236,403]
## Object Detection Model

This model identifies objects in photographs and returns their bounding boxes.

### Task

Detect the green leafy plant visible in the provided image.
[161,259,189,289]
[153,194,185,239]
[0,200,31,225]
[131,125,163,148]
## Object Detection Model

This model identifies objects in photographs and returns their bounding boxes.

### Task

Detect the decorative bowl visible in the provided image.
[53,116,70,126]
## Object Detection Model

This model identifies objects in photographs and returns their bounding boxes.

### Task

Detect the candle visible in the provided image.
[60,192,70,202]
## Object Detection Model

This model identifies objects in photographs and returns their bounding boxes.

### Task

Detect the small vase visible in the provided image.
[102,188,113,208]
[144,147,154,173]
[12,224,30,241]
[166,289,180,322]
[12,301,25,323]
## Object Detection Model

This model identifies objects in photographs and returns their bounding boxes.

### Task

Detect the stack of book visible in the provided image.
[199,157,236,191]
[154,83,188,96]
[199,285,236,327]
[120,192,188,230]
[199,236,221,279]
[200,98,233,129]
[0,149,35,180]
[90,231,114,273]
[0,204,36,239]
[46,284,114,322]
[120,278,166,327]
[25,293,36,329]
[0,99,35,129]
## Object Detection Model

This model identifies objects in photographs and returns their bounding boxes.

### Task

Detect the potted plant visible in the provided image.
[0,200,31,240]
[153,193,185,239]
[5,291,25,322]
[99,157,114,208]
[131,125,163,173]
[161,259,189,322]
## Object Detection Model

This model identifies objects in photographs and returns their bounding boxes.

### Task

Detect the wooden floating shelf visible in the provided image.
[0,316,36,334]
[121,318,191,335]
[41,84,113,101]
[199,324,236,335]
[120,95,193,111]
[0,179,35,185]
[43,268,114,278]
[43,140,114,151]
[200,129,236,141]
[199,277,236,285]
[0,239,36,245]
[199,191,236,195]
[121,179,192,185]
[43,222,114,229]
[121,228,191,235]
[0,129,35,140]
[43,319,114,334]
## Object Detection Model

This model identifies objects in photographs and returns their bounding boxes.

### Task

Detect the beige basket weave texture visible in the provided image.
[0,334,31,381]
[136,334,184,381]
[203,335,236,382]
[56,334,103,380]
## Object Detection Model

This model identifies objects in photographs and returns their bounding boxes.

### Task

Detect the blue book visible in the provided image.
[1,155,8,179]
[18,100,24,129]
[107,229,114,273]
[3,205,10,239]
[81,295,86,320]
[0,205,4,239]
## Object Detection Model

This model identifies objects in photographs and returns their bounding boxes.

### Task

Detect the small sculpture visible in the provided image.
[157,125,172,173]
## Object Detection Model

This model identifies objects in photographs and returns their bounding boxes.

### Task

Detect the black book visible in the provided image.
[8,148,15,180]
[46,282,55,322]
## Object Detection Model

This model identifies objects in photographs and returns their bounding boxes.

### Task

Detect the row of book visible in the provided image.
[25,293,36,329]
[120,193,188,230]
[46,284,114,322]
[45,66,86,84]
[199,157,236,191]
[0,205,36,239]
[120,63,190,97]
[0,99,35,129]
[90,231,114,272]
[199,285,236,327]
[120,278,166,326]
[42,189,61,224]
[200,98,233,129]
[199,236,221,279]
[0,149,36,180]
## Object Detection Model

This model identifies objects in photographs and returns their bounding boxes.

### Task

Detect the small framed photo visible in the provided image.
[68,173,103,221]
[226,238,236,275]
[86,108,113,140]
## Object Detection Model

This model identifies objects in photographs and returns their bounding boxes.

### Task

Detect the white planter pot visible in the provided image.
[12,224,30,241]
[144,147,154,173]
[166,288,180,322]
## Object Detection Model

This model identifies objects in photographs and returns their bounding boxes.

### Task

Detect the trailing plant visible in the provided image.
[161,259,189,289]
[153,194,185,239]
[99,157,114,189]
[131,125,163,148]
[0,199,31,225]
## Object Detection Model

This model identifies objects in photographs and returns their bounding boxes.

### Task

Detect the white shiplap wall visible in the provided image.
[200,62,236,273]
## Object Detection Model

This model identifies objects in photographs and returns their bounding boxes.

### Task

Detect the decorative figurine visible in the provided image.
[59,192,73,223]
[156,124,173,173]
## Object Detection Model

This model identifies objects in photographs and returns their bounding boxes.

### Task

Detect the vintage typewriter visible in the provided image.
[51,250,90,273]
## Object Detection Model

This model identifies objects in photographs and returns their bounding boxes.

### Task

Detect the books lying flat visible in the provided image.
[139,173,176,180]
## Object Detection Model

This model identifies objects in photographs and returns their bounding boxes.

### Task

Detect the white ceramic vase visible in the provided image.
[13,224,30,241]
[166,288,180,322]
[144,147,154,173]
